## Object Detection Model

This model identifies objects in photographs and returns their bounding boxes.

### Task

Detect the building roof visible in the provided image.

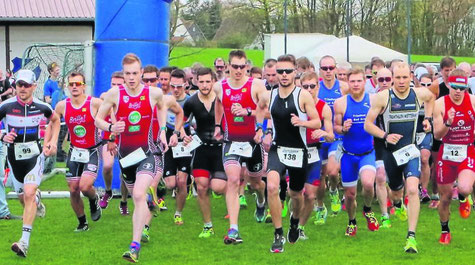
[0,0,95,22]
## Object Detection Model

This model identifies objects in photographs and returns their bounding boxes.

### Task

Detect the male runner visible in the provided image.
[182,67,227,238]
[298,71,334,237]
[2,69,61,257]
[95,53,182,263]
[317,55,349,219]
[336,62,352,83]
[159,67,173,95]
[365,62,434,253]
[214,58,226,81]
[365,59,385,94]
[55,72,103,231]
[259,54,321,252]
[433,70,475,244]
[334,68,379,236]
[213,50,267,243]
[263,59,279,91]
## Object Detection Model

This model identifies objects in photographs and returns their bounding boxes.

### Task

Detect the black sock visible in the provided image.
[393,200,402,208]
[120,201,127,206]
[290,216,299,227]
[89,197,97,209]
[458,193,466,201]
[407,231,416,238]
[144,224,150,231]
[275,227,283,235]
[440,221,450,233]
[78,215,87,225]
[363,205,372,213]
[349,219,356,225]
[106,189,112,197]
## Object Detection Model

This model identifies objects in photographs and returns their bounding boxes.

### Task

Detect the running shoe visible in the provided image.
[122,248,139,263]
[380,216,391,228]
[90,194,102,222]
[74,223,89,232]
[174,214,184,225]
[395,205,408,221]
[363,211,380,231]
[35,189,46,218]
[281,200,288,217]
[99,192,112,209]
[11,240,28,257]
[345,224,357,236]
[428,199,439,209]
[157,198,168,211]
[141,227,150,243]
[255,203,266,223]
[270,233,285,253]
[420,189,431,203]
[439,232,451,245]
[224,228,243,245]
[146,188,159,215]
[0,214,22,220]
[212,191,222,199]
[199,226,215,238]
[287,223,300,244]
[330,190,341,215]
[314,205,328,225]
[404,237,418,253]
[298,226,308,240]
[119,201,129,215]
[187,176,195,200]
[239,195,247,209]
[459,199,471,219]
[224,213,230,219]
[265,209,272,223]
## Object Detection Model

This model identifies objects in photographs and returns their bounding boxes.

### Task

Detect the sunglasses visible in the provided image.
[170,83,187,89]
[68,82,85,87]
[320,66,335,71]
[111,83,122,86]
[420,82,432,87]
[377,77,392,83]
[302,84,317,89]
[17,81,33,88]
[365,74,373,79]
[276,69,294,75]
[451,85,467,91]
[231,64,247,70]
[215,65,225,69]
[142,78,158,83]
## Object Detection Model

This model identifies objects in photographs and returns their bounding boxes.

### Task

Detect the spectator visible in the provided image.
[0,70,13,102]
[336,62,352,82]
[296,56,312,74]
[214,58,226,81]
[44,62,61,104]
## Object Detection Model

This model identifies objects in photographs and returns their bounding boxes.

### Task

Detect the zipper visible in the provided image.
[23,103,27,143]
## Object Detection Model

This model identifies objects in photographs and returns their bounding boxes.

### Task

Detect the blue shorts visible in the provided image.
[340,150,376,187]
[306,160,322,186]
[320,140,342,164]
[416,132,432,151]
[381,148,421,191]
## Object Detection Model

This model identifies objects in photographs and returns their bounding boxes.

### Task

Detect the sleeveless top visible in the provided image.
[342,93,373,154]
[306,99,326,146]
[442,93,475,145]
[65,96,99,149]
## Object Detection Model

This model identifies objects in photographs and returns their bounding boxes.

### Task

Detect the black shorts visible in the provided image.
[374,138,385,161]
[267,145,308,192]
[66,147,100,181]
[432,139,442,152]
[222,141,264,175]
[120,152,163,185]
[163,146,192,178]
[381,148,421,191]
[191,144,226,180]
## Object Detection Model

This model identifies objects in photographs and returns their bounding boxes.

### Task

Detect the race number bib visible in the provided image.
[119,148,147,168]
[70,147,90,163]
[14,141,40,160]
[415,132,426,146]
[172,143,192,158]
[307,146,320,164]
[392,144,420,166]
[228,142,253,158]
[442,144,467,163]
[277,146,304,168]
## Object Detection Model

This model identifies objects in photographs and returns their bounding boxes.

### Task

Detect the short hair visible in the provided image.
[392,62,410,73]
[370,59,385,69]
[449,69,467,77]
[337,62,352,71]
[385,61,392,68]
[122,53,142,66]
[250,67,262,76]
[228,50,247,63]
[440,57,456,69]
[364,65,371,71]
[347,68,365,80]
[300,71,319,82]
[419,73,431,80]
[47,62,59,73]
[191,62,204,72]
[214,57,225,66]
[68,71,85,83]
[264,58,277,68]
[170,69,186,81]
[196,67,214,80]
[143,65,159,76]
[296,57,311,70]
[319,55,336,66]
[277,54,296,66]
[111,71,123,79]
[159,67,173,74]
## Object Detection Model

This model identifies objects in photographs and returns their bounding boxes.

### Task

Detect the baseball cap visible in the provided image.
[16,69,36,84]
[414,67,428,81]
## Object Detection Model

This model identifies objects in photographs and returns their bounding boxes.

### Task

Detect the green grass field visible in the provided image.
[1,173,473,265]
[170,47,475,67]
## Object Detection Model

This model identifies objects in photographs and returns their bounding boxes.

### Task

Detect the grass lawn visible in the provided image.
[1,173,474,264]
[170,47,474,67]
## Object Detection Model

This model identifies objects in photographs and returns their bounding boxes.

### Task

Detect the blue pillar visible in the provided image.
[93,0,172,190]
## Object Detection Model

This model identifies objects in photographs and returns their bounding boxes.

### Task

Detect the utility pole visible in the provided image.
[346,0,351,62]
[284,0,288,54]
[406,0,412,64]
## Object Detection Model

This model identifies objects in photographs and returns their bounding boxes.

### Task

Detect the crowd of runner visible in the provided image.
[1,50,474,262]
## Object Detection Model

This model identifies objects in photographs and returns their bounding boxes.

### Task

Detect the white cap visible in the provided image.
[16,69,36,84]
[414,67,428,81]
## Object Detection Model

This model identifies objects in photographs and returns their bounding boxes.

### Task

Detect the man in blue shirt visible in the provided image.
[43,62,60,104]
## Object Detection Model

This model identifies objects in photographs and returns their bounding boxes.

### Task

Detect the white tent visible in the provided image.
[313,35,407,64]
[264,33,338,60]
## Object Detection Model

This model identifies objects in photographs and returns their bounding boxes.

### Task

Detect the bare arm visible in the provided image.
[364,91,387,139]
[433,97,447,140]
[333,97,346,135]
[299,89,321,130]
[415,87,435,132]
[213,82,224,126]
[95,87,122,133]
[91,97,103,117]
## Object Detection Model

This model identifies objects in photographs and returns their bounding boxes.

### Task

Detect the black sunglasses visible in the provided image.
[231,64,247,70]
[17,81,33,88]
[276,69,294,75]
[377,77,392,83]
[302,84,317,89]
[320,66,335,71]
[365,74,373,79]
[143,78,158,83]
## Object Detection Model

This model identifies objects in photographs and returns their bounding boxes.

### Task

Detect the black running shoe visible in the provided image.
[74,223,89,232]
[90,194,102,222]
[287,224,300,244]
[270,233,285,253]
